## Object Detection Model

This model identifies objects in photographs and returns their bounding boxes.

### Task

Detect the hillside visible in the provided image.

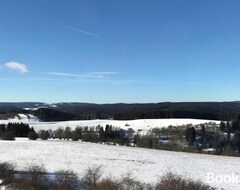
[0,138,238,190]
[1,101,240,121]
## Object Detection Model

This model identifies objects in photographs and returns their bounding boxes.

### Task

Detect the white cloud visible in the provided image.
[4,61,29,73]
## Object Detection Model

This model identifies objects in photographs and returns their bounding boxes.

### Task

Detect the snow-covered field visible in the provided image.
[0,138,239,190]
[1,115,233,189]
[0,114,221,132]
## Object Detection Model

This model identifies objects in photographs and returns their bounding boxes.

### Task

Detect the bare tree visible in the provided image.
[0,162,15,184]
[82,165,102,189]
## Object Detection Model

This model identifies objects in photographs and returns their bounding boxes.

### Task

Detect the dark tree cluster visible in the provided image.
[220,120,240,133]
[100,125,122,141]
[0,123,36,140]
[209,120,240,156]
[38,130,50,140]
[5,101,240,122]
[34,108,77,122]
[134,135,156,149]
[95,125,132,145]
[38,125,128,145]
[54,102,240,121]
[52,127,82,141]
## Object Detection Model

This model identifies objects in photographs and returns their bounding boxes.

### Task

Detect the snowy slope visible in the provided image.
[1,114,39,123]
[0,115,220,132]
[0,138,238,190]
[30,119,221,133]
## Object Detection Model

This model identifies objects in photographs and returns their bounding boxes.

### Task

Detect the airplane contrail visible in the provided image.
[56,23,99,37]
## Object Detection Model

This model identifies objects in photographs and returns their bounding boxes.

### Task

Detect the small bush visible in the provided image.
[10,177,32,190]
[13,164,47,190]
[71,127,82,141]
[9,164,47,190]
[82,132,99,143]
[38,130,49,140]
[0,162,15,184]
[95,177,120,190]
[63,127,72,140]
[119,172,145,190]
[28,131,38,140]
[54,128,64,139]
[156,172,211,190]
[54,170,79,190]
[29,164,46,182]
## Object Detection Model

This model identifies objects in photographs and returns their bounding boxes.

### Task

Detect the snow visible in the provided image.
[0,115,221,132]
[0,116,235,189]
[1,114,39,123]
[202,148,216,152]
[0,138,239,190]
[23,108,39,111]
[29,118,221,132]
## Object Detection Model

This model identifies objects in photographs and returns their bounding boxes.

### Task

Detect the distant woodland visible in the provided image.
[1,102,240,121]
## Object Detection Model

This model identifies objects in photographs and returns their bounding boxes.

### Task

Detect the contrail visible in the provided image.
[56,24,99,37]
[46,72,104,78]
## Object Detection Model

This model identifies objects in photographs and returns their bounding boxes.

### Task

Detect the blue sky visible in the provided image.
[0,0,240,103]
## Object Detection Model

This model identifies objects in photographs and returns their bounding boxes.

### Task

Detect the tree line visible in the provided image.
[35,125,129,145]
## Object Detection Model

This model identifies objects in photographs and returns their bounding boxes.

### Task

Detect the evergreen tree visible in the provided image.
[226,121,231,132]
[99,127,104,141]
[234,130,240,153]
[220,121,226,132]
[232,120,240,132]
[104,124,110,139]
[185,127,196,146]
[0,124,6,138]
[201,124,206,138]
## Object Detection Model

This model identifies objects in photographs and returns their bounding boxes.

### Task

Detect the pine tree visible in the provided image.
[185,127,196,146]
[234,130,240,153]
[201,124,206,138]
[99,127,104,141]
[220,121,226,132]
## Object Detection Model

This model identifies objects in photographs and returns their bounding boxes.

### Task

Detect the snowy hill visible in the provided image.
[0,114,220,132]
[1,101,240,121]
[1,113,40,123]
[0,138,238,190]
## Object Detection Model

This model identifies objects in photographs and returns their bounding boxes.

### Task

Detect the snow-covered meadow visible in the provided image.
[1,115,236,189]
[0,114,221,132]
[0,138,239,190]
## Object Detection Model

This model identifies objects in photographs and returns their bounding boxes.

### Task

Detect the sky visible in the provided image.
[0,0,240,103]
